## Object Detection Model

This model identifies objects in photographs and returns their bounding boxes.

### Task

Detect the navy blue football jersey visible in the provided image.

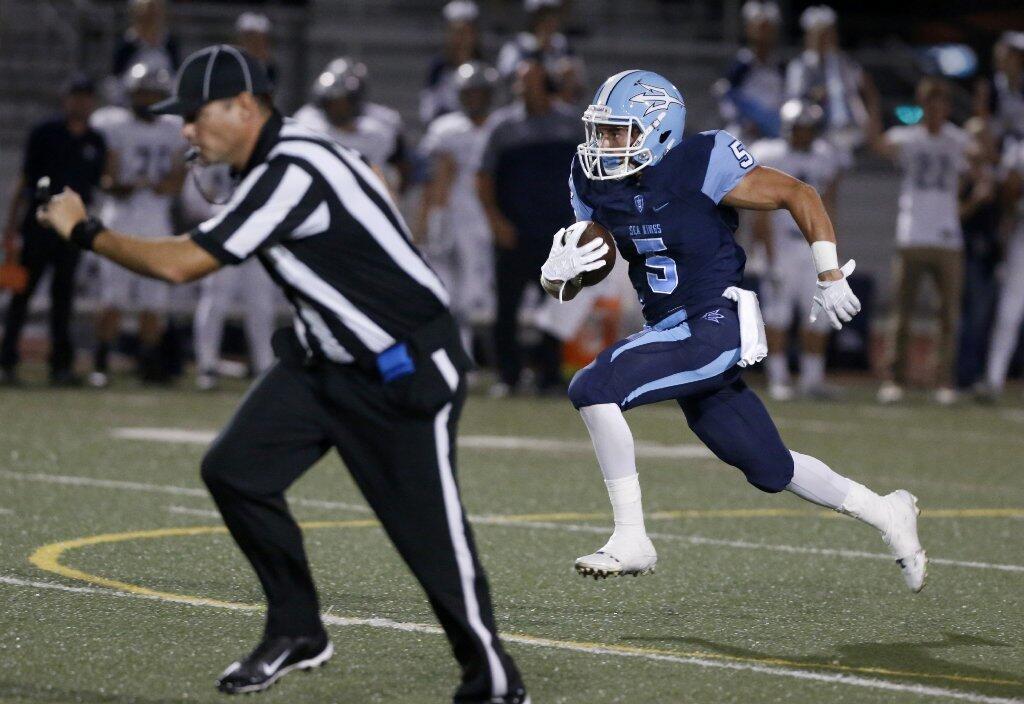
[569,130,756,323]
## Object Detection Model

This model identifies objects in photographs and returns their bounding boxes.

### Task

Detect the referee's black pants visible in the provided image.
[200,356,523,702]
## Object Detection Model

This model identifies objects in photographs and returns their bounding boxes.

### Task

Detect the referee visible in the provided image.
[38,45,528,703]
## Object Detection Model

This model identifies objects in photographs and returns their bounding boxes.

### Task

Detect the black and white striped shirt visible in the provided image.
[191,112,451,368]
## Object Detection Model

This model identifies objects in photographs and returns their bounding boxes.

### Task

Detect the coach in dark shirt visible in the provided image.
[1,76,106,385]
[478,60,579,394]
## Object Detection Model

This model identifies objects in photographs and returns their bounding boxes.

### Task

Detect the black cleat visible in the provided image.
[216,633,333,695]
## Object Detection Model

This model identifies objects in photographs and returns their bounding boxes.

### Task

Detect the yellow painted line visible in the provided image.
[27,521,1024,690]
[920,509,1024,518]
[29,520,380,609]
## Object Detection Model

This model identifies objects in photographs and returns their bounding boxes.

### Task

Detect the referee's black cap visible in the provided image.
[150,44,271,117]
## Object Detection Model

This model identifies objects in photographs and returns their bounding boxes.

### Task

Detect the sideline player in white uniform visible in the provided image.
[89,62,186,386]
[870,78,969,405]
[293,57,410,193]
[750,99,841,399]
[416,61,499,356]
[181,160,278,390]
[982,140,1024,398]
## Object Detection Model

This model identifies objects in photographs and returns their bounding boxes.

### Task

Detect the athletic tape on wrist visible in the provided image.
[810,241,839,274]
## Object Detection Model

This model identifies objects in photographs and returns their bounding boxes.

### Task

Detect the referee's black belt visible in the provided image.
[273,313,472,385]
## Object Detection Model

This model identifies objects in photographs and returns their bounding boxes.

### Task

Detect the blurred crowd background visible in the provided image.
[1,0,1023,405]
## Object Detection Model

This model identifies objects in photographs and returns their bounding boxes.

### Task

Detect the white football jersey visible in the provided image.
[749,137,842,256]
[291,102,402,168]
[91,107,186,237]
[886,123,969,249]
[420,111,492,237]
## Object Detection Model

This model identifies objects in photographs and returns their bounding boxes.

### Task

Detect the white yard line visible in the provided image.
[4,468,1022,575]
[166,505,222,518]
[104,427,1020,495]
[0,469,373,515]
[109,427,714,459]
[0,574,1019,703]
[473,517,1024,574]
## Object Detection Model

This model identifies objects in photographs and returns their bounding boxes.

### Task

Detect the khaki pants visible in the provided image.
[888,246,963,386]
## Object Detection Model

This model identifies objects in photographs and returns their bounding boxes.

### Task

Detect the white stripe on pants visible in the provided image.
[433,395,508,699]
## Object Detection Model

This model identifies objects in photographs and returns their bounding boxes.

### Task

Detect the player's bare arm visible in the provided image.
[723,165,859,327]
[722,165,842,280]
[37,186,219,283]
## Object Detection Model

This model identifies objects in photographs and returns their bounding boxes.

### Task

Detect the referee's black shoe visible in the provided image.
[216,632,333,694]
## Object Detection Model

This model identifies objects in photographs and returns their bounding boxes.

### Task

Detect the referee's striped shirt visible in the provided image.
[190,112,450,368]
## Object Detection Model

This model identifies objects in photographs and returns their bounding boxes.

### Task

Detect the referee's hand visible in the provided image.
[36,187,86,239]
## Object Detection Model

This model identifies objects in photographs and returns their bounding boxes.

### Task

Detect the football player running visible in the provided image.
[541,70,927,592]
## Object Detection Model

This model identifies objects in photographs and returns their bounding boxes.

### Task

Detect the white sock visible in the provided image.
[579,404,637,481]
[785,451,852,509]
[840,482,892,533]
[785,451,890,532]
[766,354,790,387]
[605,474,647,540]
[799,353,825,390]
[579,404,647,539]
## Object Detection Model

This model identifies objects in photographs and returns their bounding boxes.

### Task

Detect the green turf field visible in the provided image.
[1,373,1022,703]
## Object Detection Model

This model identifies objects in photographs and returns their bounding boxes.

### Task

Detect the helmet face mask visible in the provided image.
[578,106,652,179]
[576,70,685,181]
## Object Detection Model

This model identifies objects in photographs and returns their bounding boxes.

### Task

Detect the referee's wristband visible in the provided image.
[69,216,104,251]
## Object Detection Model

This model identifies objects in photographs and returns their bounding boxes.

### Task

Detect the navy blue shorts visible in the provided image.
[568,299,743,411]
[568,298,794,493]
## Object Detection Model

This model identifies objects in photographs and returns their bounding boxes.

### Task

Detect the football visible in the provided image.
[575,220,616,287]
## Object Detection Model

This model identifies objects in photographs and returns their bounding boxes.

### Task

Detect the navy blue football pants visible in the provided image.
[568,298,794,493]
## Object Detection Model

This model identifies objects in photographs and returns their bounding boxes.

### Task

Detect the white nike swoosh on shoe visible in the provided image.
[262,650,291,677]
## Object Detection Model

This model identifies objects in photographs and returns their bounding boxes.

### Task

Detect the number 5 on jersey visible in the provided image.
[730,139,754,169]
[634,237,678,294]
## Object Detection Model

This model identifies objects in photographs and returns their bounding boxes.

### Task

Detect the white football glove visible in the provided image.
[540,221,609,289]
[809,259,861,330]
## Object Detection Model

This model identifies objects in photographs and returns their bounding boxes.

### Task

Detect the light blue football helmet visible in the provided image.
[577,69,686,180]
